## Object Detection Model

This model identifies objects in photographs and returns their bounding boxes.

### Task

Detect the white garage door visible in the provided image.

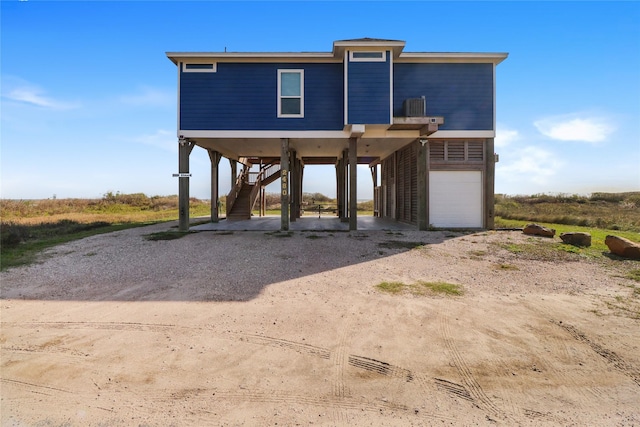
[429,171,483,228]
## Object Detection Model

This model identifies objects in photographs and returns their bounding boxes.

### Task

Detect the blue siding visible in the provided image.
[393,63,494,130]
[347,52,390,124]
[180,63,343,131]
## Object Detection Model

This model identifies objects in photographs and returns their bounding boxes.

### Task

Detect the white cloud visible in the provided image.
[534,113,615,143]
[495,124,520,148]
[1,77,80,110]
[497,146,564,185]
[118,86,174,108]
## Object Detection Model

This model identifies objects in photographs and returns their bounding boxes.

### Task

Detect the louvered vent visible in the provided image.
[467,141,484,161]
[429,141,445,161]
[448,141,465,161]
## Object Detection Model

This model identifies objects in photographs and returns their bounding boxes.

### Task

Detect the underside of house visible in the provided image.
[167,38,507,231]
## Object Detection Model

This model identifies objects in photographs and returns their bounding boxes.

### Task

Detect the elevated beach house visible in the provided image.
[166,38,508,231]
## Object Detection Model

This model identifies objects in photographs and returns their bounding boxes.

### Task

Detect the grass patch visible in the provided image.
[626,269,640,282]
[265,231,294,238]
[305,234,324,240]
[468,250,487,257]
[494,221,640,263]
[495,240,584,262]
[415,281,464,296]
[378,240,427,250]
[496,263,519,271]
[376,280,463,297]
[145,231,193,241]
[495,218,639,253]
[376,281,406,294]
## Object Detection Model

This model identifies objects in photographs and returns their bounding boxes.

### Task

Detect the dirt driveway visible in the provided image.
[1,223,639,425]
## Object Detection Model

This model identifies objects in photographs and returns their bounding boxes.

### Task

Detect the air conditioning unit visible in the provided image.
[403,97,426,117]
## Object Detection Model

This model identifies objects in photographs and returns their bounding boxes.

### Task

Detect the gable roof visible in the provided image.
[332,38,406,58]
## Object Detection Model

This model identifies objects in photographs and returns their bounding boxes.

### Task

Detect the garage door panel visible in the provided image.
[429,171,482,228]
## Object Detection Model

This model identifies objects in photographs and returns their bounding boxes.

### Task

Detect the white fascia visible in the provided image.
[427,130,496,139]
[177,130,352,139]
[493,63,497,133]
[176,63,181,134]
[397,52,509,65]
[167,52,339,65]
[389,50,393,125]
[343,50,349,126]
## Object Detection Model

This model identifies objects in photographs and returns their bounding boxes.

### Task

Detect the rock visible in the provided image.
[605,235,640,260]
[560,232,591,247]
[523,223,556,238]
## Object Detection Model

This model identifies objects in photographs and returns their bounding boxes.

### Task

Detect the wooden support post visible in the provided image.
[229,159,237,187]
[349,137,358,231]
[178,139,195,232]
[207,149,222,223]
[337,157,341,219]
[299,164,304,219]
[370,165,378,217]
[280,138,289,231]
[337,152,347,221]
[485,138,496,229]
[417,140,428,230]
[290,151,297,222]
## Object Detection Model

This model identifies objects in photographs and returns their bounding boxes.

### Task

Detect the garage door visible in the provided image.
[429,171,482,228]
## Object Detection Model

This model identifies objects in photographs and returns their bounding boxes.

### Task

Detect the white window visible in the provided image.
[182,63,216,73]
[349,51,386,62]
[278,69,304,118]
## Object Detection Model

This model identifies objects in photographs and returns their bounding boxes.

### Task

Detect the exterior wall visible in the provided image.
[393,63,494,130]
[179,62,344,131]
[381,142,418,225]
[346,51,391,124]
[381,139,490,227]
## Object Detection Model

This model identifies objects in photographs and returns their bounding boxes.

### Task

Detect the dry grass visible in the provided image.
[495,192,640,232]
[0,194,212,270]
[376,281,464,296]
[1,194,210,225]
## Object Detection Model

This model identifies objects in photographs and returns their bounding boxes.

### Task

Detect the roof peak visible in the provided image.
[335,37,405,43]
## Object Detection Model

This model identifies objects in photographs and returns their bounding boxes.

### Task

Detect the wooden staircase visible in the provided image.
[226,161,281,221]
[226,182,253,221]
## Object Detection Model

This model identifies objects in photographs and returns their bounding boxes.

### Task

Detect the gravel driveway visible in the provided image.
[2,223,639,425]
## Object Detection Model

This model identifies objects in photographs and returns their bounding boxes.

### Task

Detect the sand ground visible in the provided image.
[1,223,639,425]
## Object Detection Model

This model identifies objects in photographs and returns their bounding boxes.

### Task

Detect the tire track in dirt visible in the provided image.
[439,314,510,421]
[3,321,183,333]
[3,345,90,358]
[433,377,473,402]
[519,302,620,408]
[1,378,75,396]
[155,388,454,422]
[552,320,640,388]
[3,320,463,421]
[348,354,414,382]
[237,334,330,359]
[328,325,351,425]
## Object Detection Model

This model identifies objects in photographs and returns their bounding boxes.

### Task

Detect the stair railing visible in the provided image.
[226,166,250,217]
[248,161,280,213]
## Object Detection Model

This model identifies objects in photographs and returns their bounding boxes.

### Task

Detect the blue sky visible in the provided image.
[1,1,639,200]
